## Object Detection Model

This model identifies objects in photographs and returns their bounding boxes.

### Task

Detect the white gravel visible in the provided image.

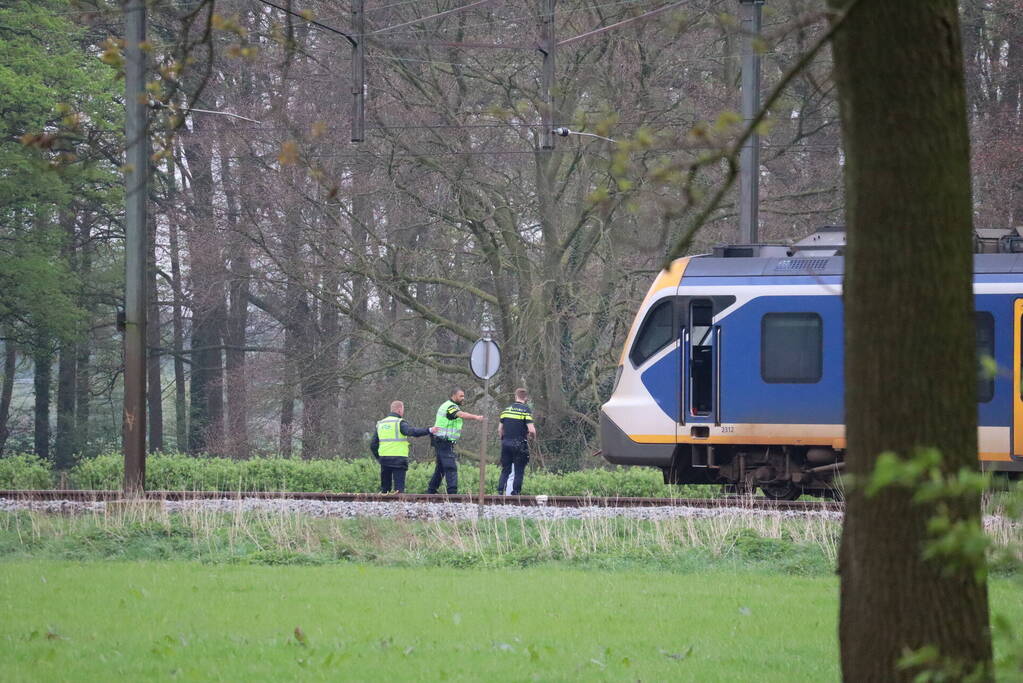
[0,496,846,521]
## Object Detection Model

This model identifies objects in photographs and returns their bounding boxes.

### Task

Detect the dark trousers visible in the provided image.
[379,457,409,493]
[426,437,458,494]
[498,442,529,495]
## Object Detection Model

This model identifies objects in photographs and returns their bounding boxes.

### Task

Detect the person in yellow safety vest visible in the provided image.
[370,400,437,493]
[425,388,484,494]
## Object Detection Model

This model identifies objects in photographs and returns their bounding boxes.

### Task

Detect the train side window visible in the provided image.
[761,313,822,383]
[976,312,994,403]
[629,299,675,366]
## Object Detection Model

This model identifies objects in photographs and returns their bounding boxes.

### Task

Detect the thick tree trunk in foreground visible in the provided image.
[830,0,992,679]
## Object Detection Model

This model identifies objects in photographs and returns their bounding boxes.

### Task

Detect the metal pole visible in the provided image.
[738,0,763,244]
[123,0,148,493]
[478,350,490,507]
[352,0,365,142]
[539,0,556,149]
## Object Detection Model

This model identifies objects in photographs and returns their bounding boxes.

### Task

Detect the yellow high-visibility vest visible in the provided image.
[433,400,463,441]
[376,416,409,456]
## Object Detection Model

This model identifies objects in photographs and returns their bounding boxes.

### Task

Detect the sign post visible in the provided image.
[469,331,501,507]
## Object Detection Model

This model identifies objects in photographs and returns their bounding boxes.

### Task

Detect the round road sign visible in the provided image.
[469,338,501,380]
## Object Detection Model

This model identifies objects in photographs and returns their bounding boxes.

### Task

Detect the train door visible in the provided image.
[688,299,720,425]
[1014,299,1023,458]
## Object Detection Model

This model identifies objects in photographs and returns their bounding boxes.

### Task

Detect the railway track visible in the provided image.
[0,489,842,512]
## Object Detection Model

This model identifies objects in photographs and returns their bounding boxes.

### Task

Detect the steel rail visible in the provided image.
[0,490,842,511]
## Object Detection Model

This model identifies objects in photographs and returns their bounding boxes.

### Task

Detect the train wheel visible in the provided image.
[759,482,802,501]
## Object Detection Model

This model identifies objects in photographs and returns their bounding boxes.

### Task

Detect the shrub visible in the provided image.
[64,452,713,498]
[0,454,52,489]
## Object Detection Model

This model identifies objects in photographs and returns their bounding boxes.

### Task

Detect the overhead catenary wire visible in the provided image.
[360,0,702,38]
[110,0,837,163]
[41,0,729,20]
[368,0,504,35]
[363,0,431,13]
[165,115,839,137]
[219,141,843,161]
[558,0,689,47]
[253,0,357,45]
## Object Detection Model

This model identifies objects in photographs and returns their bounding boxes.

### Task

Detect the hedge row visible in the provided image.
[0,454,52,489]
[1,452,709,498]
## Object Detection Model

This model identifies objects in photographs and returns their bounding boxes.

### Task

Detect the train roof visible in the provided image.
[681,253,1023,278]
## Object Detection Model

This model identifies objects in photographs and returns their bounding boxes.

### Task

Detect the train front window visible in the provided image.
[629,299,675,366]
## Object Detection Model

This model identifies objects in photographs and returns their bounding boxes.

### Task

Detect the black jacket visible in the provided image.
[370,412,432,457]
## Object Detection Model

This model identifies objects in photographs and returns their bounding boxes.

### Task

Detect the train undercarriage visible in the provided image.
[663,444,845,500]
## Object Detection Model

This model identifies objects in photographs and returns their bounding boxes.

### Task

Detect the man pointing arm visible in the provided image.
[425,388,483,495]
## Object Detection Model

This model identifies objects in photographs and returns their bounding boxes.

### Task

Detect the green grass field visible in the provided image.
[2,560,1022,681]
[2,505,1022,680]
[1,560,840,681]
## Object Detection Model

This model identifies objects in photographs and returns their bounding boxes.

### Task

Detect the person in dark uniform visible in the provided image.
[426,388,483,494]
[370,400,436,493]
[497,387,536,495]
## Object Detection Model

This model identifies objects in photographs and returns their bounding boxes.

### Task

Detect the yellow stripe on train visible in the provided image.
[625,433,1011,461]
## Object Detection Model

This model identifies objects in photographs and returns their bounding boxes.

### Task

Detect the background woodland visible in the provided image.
[2,0,1021,469]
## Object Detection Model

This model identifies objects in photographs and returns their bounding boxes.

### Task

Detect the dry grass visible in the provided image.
[3,497,1020,572]
[2,500,842,566]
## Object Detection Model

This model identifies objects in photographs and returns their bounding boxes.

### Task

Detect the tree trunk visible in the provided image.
[0,339,15,455]
[318,273,341,457]
[53,210,76,470]
[182,117,225,453]
[33,346,52,460]
[830,0,993,679]
[53,342,76,470]
[279,325,296,458]
[74,219,93,457]
[74,341,90,456]
[147,202,163,452]
[220,149,250,458]
[296,295,326,460]
[166,154,188,451]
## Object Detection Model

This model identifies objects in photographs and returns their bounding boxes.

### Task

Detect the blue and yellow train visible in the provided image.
[599,229,1023,499]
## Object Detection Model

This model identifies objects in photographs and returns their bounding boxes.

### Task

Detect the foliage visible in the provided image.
[67,452,708,497]
[0,454,52,489]
[0,0,120,347]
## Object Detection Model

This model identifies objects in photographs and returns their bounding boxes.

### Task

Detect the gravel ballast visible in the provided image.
[0,496,846,521]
